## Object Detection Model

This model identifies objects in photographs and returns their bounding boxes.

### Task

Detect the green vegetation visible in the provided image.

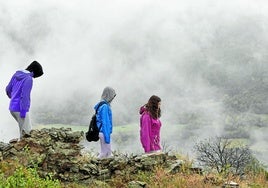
[0,161,60,188]
[0,149,267,188]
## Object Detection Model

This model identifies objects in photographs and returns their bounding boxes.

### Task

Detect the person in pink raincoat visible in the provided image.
[139,95,162,153]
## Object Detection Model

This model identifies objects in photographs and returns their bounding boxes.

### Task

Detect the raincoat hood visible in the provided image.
[101,86,116,103]
[14,70,33,81]
[139,105,147,115]
[26,61,43,78]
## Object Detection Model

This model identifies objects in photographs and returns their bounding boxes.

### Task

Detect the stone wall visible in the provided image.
[0,128,200,185]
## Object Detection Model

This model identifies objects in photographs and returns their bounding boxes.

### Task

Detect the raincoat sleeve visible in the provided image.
[5,76,15,98]
[99,104,112,144]
[20,77,33,118]
[140,113,151,152]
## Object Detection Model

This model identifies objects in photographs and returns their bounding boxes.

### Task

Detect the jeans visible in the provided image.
[98,132,112,159]
[10,111,31,139]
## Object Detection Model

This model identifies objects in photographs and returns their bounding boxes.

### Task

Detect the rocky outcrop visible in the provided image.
[0,128,202,184]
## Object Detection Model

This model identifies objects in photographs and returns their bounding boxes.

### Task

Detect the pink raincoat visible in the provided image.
[139,106,162,153]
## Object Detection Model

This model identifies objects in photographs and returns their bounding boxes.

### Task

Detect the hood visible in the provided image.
[101,86,116,103]
[14,70,32,81]
[26,61,43,78]
[139,106,147,114]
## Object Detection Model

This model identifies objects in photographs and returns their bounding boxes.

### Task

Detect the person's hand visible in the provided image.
[20,111,26,118]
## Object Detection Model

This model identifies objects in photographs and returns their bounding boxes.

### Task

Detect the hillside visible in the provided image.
[0,128,267,188]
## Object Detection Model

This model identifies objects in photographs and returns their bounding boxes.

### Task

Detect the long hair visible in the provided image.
[146,95,161,119]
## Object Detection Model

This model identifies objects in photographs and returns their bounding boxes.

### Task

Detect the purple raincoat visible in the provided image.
[6,70,33,118]
[139,106,162,153]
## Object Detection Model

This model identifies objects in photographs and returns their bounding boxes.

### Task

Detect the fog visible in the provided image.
[1,0,268,165]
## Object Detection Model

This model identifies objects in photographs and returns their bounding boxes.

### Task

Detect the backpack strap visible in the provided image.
[95,101,107,131]
[95,101,107,114]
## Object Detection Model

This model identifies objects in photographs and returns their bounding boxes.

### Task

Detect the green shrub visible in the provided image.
[0,165,60,188]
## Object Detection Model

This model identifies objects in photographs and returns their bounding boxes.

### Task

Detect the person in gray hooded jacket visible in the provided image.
[94,86,116,159]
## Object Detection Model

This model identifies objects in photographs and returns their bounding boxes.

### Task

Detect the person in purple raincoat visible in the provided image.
[139,95,162,153]
[6,61,43,139]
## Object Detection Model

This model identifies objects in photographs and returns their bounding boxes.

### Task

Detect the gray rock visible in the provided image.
[223,181,239,188]
[167,160,184,174]
[128,181,147,188]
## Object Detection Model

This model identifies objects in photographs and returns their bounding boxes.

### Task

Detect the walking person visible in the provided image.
[139,95,162,153]
[95,86,116,159]
[6,61,43,139]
